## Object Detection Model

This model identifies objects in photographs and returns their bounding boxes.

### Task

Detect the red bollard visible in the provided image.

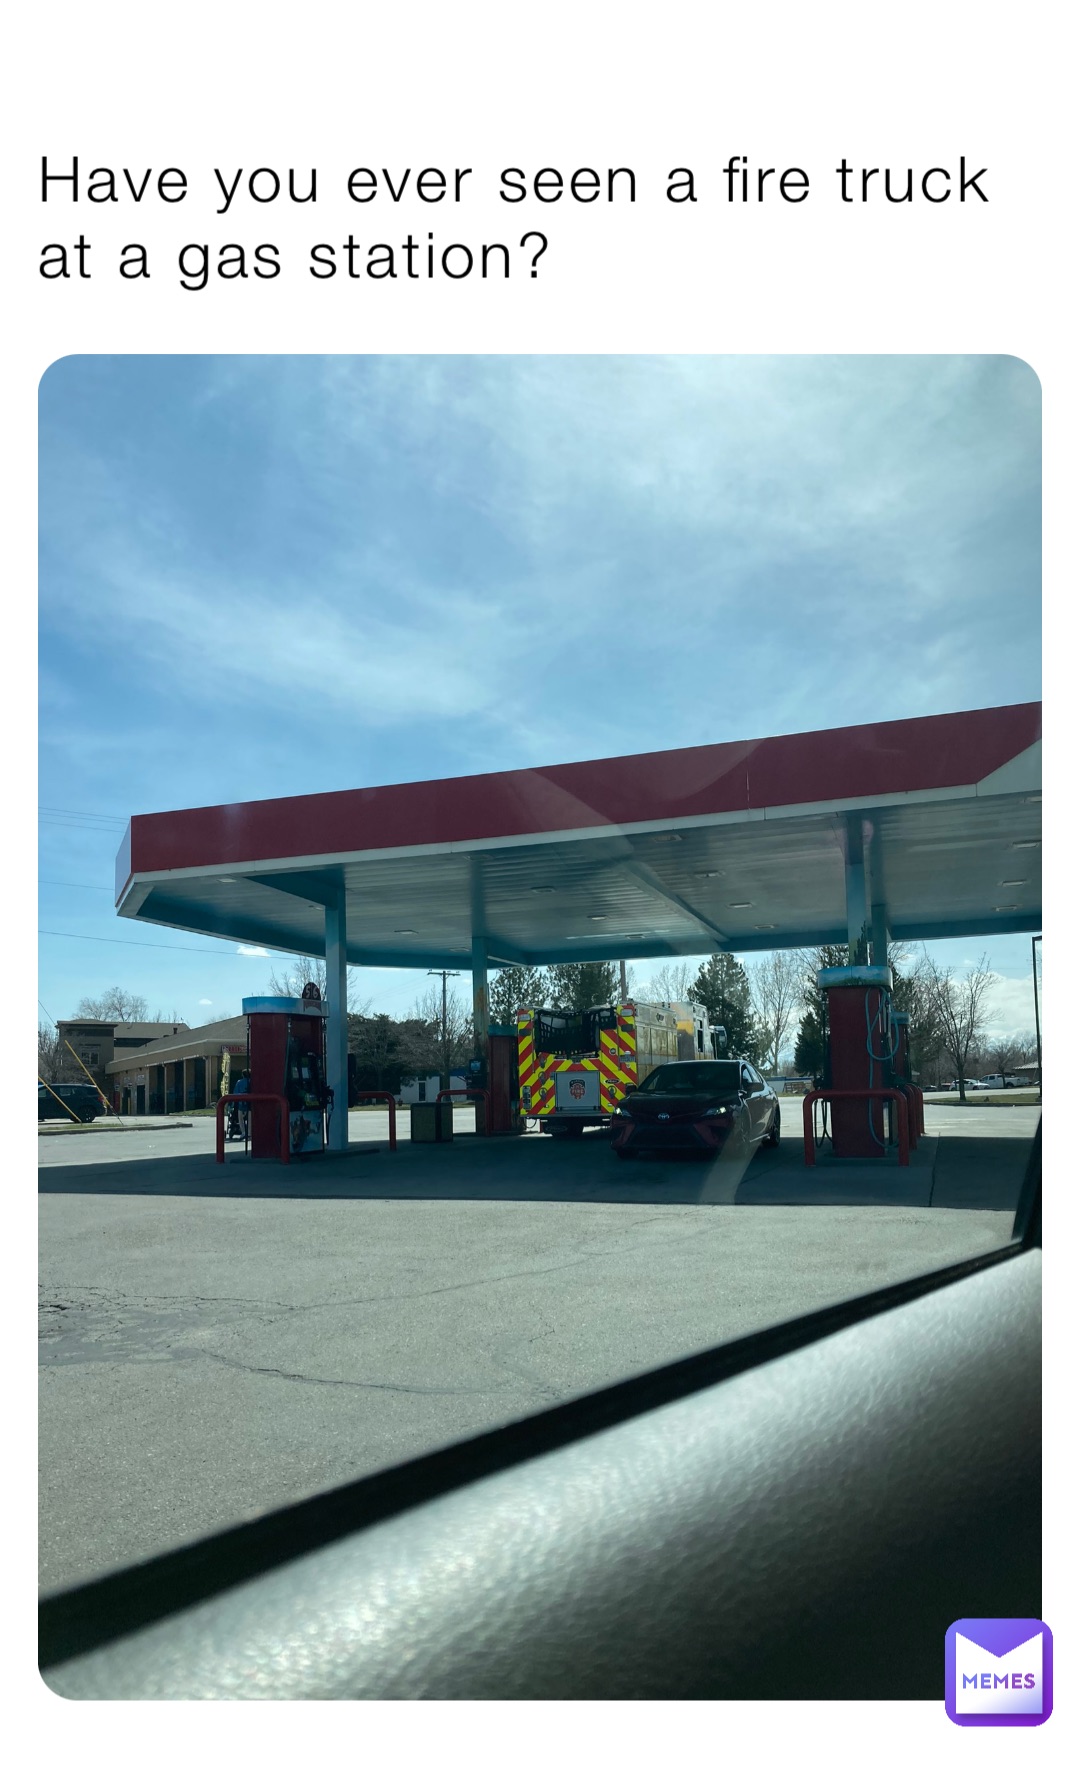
[216,1094,290,1164]
[802,1089,910,1168]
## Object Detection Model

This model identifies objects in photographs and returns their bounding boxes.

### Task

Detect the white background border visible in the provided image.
[13,1,1068,1760]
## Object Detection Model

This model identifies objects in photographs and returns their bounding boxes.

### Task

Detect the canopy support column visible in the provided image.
[870,903,891,969]
[471,936,490,1063]
[867,819,891,968]
[469,857,490,1073]
[325,888,349,1152]
[844,814,869,962]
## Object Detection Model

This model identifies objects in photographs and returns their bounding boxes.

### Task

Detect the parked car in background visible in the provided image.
[947,1079,983,1091]
[38,1082,102,1123]
[611,1059,780,1160]
[978,1074,1027,1090]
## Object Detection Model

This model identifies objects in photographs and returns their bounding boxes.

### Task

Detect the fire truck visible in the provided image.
[516,1000,726,1137]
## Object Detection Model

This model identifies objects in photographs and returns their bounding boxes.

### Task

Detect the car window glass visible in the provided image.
[636,1061,742,1093]
[38,352,1040,1598]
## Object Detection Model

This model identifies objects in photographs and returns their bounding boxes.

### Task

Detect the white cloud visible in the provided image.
[237,945,269,957]
[983,973,1040,1042]
[41,356,1039,763]
[198,997,213,1005]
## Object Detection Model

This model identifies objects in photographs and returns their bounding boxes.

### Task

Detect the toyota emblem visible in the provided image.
[658,1112,669,1120]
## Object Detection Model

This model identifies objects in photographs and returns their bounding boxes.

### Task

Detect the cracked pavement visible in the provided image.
[39,1109,1028,1593]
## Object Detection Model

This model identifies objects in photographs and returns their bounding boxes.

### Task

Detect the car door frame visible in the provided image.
[740,1061,767,1138]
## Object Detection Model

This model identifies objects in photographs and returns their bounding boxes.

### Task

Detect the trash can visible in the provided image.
[410,1102,454,1143]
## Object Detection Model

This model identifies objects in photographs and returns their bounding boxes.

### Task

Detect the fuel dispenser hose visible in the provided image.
[864,989,900,1151]
[814,1095,830,1147]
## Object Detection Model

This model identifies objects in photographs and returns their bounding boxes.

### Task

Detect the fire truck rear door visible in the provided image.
[554,1069,601,1113]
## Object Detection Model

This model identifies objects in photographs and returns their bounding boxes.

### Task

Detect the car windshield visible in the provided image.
[38,354,1040,1605]
[635,1061,744,1095]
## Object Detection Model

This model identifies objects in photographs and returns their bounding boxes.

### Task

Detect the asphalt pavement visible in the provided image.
[39,1099,1038,1593]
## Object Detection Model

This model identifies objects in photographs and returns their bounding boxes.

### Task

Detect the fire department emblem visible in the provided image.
[569,1079,586,1100]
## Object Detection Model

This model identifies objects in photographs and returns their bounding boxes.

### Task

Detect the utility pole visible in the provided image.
[619,959,627,1001]
[428,969,460,1089]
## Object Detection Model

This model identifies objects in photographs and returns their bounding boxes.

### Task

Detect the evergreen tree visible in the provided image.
[794,944,847,1077]
[793,1010,825,1078]
[488,965,549,1023]
[796,942,943,1082]
[347,1013,432,1096]
[544,962,619,1014]
[688,953,764,1063]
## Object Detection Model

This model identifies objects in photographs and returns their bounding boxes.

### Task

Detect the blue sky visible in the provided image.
[38,355,1041,1038]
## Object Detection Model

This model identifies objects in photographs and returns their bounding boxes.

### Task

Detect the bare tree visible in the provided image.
[891,952,947,1081]
[922,953,996,1102]
[643,961,698,1002]
[985,1036,1025,1076]
[268,955,324,996]
[38,1023,63,1082]
[267,955,364,1012]
[75,986,149,1022]
[748,951,804,1074]
[412,982,473,1091]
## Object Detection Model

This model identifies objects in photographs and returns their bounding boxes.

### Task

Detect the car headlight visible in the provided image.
[612,1106,631,1118]
[702,1107,733,1118]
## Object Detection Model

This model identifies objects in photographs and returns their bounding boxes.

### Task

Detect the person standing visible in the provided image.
[232,1069,251,1139]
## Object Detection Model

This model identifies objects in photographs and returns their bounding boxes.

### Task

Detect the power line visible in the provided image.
[39,879,113,891]
[39,805,127,827]
[39,928,239,957]
[39,822,125,836]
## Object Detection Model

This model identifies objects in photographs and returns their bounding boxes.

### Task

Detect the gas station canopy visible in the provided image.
[115,703,1041,969]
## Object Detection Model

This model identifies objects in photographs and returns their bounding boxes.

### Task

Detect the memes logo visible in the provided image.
[945,1619,1052,1726]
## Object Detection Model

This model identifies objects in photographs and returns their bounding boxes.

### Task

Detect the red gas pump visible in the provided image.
[887,1007,924,1143]
[819,965,895,1158]
[243,989,330,1157]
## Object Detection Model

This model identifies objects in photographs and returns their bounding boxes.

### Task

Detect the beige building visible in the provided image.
[56,1019,188,1098]
[105,1017,248,1115]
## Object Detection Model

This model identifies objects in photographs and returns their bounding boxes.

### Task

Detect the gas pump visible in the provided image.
[487,1025,524,1134]
[818,965,895,1158]
[890,1011,912,1085]
[242,988,330,1157]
